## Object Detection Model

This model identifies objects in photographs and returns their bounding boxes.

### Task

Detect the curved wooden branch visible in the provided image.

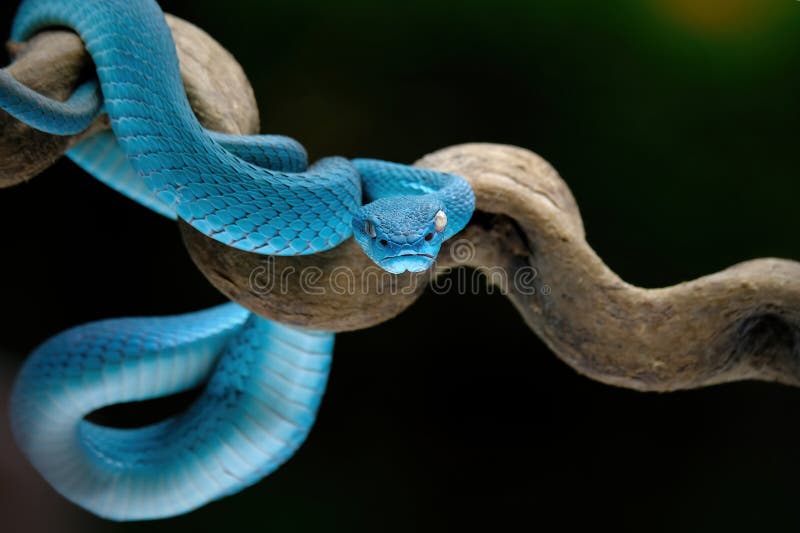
[184,144,800,391]
[3,17,799,393]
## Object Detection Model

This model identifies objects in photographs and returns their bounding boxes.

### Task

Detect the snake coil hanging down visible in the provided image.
[1,0,475,521]
[12,305,333,520]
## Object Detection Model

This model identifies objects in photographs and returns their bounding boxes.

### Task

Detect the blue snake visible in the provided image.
[1,0,475,521]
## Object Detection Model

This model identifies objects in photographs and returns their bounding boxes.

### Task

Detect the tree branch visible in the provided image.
[3,17,799,393]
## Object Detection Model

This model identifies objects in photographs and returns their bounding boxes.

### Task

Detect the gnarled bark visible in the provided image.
[3,17,799,393]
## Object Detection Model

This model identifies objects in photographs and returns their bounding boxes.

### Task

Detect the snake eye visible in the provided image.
[365,220,376,238]
[434,210,447,233]
[379,239,388,246]
[424,233,433,242]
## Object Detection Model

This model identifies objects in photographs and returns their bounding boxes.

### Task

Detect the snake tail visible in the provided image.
[10,303,333,521]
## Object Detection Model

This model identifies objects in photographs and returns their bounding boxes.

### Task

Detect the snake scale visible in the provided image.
[0,0,475,521]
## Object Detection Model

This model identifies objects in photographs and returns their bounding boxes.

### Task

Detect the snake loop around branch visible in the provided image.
[3,10,800,395]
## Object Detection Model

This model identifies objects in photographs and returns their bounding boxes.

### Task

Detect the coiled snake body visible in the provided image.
[0,0,475,520]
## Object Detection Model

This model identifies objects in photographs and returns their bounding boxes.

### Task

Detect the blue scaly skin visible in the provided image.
[350,160,475,274]
[0,0,476,521]
[11,304,334,521]
[1,0,474,259]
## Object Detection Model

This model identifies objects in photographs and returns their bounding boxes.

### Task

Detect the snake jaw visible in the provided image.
[379,252,436,274]
[367,229,445,273]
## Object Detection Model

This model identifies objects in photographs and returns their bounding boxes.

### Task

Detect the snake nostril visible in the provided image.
[380,239,388,246]
[424,233,433,242]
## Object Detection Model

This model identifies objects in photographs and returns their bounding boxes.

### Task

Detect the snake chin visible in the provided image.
[380,253,436,274]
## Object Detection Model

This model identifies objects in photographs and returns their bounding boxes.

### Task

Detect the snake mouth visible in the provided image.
[382,253,433,260]
[379,253,436,274]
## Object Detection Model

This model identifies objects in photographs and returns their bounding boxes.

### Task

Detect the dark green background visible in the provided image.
[1,0,800,531]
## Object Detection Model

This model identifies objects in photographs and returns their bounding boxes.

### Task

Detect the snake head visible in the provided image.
[352,195,448,274]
